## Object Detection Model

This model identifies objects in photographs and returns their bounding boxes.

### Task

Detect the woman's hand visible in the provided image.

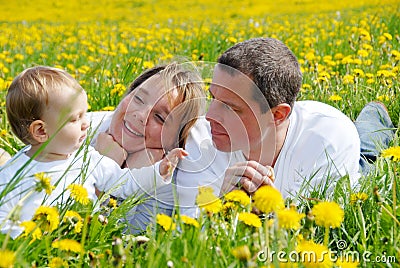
[220,161,275,195]
[94,132,127,167]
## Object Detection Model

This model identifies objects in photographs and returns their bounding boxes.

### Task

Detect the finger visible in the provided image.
[239,177,259,194]
[229,165,265,187]
[245,161,274,178]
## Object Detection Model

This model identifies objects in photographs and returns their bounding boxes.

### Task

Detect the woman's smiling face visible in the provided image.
[108,74,181,154]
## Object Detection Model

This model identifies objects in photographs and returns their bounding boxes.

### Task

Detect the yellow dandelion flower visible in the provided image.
[48,257,69,268]
[383,33,393,41]
[196,186,222,213]
[253,186,284,213]
[342,74,354,85]
[34,172,55,195]
[366,79,374,84]
[312,201,344,228]
[231,245,251,261]
[108,198,118,208]
[0,250,16,268]
[101,106,115,111]
[276,208,305,230]
[143,61,154,69]
[180,215,200,228]
[377,95,389,102]
[353,69,365,77]
[296,240,332,268]
[238,212,262,228]
[20,220,42,242]
[335,258,359,268]
[328,94,342,101]
[224,190,250,206]
[222,201,238,214]
[156,214,176,231]
[357,49,368,57]
[381,146,400,161]
[68,184,90,205]
[52,239,84,254]
[33,206,60,232]
[63,210,83,234]
[350,193,368,206]
[110,83,126,97]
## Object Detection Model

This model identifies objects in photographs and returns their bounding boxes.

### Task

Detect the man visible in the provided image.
[176,37,359,210]
[175,37,393,216]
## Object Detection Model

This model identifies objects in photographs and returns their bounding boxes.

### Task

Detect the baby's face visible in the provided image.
[40,87,89,156]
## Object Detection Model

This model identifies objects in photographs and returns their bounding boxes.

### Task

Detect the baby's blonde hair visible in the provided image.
[6,66,83,145]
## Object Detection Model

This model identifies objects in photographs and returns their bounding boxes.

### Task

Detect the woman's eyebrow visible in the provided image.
[137,87,150,95]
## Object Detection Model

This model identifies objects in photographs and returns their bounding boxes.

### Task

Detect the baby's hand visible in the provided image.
[159,148,188,181]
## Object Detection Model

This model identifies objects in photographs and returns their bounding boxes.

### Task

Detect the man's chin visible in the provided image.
[212,137,232,152]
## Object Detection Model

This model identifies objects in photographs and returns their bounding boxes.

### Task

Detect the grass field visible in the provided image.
[0,0,399,267]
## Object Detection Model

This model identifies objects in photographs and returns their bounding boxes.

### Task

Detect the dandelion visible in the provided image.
[350,192,368,205]
[296,240,332,268]
[68,184,90,205]
[276,208,305,230]
[383,33,393,41]
[34,172,55,195]
[377,95,389,102]
[0,250,16,268]
[353,68,365,77]
[110,83,126,97]
[156,214,176,231]
[238,212,262,228]
[108,197,118,208]
[180,215,199,228]
[357,49,368,57]
[312,201,344,228]
[381,146,400,161]
[48,257,68,268]
[20,220,42,242]
[33,206,60,232]
[253,186,284,214]
[231,245,251,261]
[342,74,354,85]
[196,186,222,213]
[101,106,115,111]
[224,190,250,206]
[328,94,342,101]
[52,239,84,253]
[63,210,83,234]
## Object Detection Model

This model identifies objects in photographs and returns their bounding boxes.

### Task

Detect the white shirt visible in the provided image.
[176,101,361,216]
[0,144,167,238]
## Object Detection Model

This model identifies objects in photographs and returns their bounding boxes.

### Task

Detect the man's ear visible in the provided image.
[29,120,48,143]
[271,103,291,126]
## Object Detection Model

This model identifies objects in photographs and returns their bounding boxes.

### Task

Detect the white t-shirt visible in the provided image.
[176,101,361,216]
[0,144,167,238]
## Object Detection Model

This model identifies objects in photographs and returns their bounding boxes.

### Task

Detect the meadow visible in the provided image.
[0,0,399,267]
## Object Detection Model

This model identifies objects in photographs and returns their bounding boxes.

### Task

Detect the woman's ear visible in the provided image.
[271,103,291,126]
[29,120,48,143]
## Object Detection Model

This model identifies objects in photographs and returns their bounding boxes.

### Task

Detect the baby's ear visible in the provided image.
[29,120,48,143]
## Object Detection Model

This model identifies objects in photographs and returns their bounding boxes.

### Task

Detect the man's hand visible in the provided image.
[220,161,275,195]
[95,132,127,167]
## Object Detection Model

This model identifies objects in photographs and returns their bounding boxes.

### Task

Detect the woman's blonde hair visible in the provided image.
[6,66,83,144]
[127,62,206,149]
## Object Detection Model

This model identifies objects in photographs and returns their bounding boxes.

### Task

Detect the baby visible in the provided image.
[0,66,185,238]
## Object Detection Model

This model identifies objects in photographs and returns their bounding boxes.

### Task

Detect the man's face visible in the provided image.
[206,65,275,156]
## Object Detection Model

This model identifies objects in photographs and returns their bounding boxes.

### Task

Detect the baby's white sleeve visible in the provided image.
[94,156,170,199]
